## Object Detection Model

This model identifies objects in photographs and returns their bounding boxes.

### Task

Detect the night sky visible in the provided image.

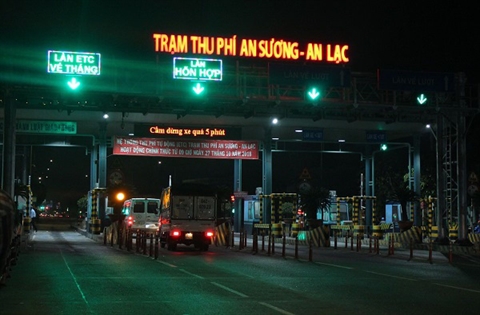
[2,1,480,210]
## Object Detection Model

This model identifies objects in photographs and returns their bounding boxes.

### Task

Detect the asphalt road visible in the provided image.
[1,228,480,315]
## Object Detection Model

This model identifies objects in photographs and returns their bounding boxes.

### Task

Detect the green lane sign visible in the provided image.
[47,50,101,75]
[0,120,77,134]
[173,57,222,81]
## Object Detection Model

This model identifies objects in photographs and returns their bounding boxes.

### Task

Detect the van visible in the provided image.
[122,198,160,230]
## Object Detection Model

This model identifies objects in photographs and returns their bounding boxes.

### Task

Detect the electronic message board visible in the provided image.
[173,57,222,81]
[154,33,349,64]
[47,50,101,75]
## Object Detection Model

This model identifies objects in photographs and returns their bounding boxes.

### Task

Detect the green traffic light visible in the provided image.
[307,87,320,100]
[67,78,81,90]
[192,83,205,95]
[380,144,388,151]
[417,93,427,105]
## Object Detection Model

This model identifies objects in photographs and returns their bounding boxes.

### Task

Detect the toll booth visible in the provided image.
[243,195,260,235]
[86,187,107,234]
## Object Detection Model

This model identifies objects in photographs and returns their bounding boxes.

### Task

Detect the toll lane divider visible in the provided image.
[214,222,231,247]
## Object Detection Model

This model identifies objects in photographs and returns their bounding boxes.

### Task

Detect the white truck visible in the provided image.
[158,184,216,251]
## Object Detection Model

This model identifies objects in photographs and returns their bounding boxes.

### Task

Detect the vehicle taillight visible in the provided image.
[127,216,133,226]
[172,230,181,237]
[205,231,214,238]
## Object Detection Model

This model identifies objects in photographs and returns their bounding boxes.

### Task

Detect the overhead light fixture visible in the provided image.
[295,129,303,133]
[103,113,109,119]
[271,117,278,124]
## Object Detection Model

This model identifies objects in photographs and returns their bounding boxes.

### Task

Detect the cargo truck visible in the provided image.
[158,184,216,251]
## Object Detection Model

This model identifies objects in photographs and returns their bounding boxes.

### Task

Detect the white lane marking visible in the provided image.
[365,270,417,281]
[434,283,480,293]
[210,282,248,297]
[314,262,354,270]
[258,302,296,315]
[179,268,204,279]
[157,260,177,268]
[60,249,93,313]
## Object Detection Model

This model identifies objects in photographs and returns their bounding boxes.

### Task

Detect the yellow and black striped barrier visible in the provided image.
[468,233,480,244]
[23,216,31,233]
[291,223,300,237]
[372,225,383,239]
[90,218,102,234]
[353,225,365,239]
[309,226,330,247]
[215,222,231,246]
[271,223,282,238]
[448,223,458,240]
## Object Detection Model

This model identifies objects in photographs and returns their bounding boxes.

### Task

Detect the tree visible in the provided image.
[77,195,88,217]
[299,186,331,226]
[387,179,419,222]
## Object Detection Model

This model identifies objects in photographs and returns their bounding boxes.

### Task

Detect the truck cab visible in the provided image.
[158,184,216,251]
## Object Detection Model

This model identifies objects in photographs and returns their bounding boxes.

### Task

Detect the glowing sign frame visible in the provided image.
[47,50,101,75]
[173,57,223,81]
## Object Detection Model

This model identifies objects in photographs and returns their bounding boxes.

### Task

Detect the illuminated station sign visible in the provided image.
[173,57,222,81]
[47,50,101,75]
[154,33,349,64]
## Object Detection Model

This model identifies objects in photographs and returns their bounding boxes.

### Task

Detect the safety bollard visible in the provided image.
[393,236,396,255]
[282,233,286,257]
[449,241,453,263]
[375,236,379,255]
[118,224,122,249]
[294,236,298,259]
[345,232,348,248]
[231,230,235,248]
[103,227,107,245]
[143,232,148,255]
[136,229,140,253]
[309,235,313,262]
[118,226,123,250]
[127,229,131,251]
[387,236,391,255]
[244,229,247,249]
[110,227,114,247]
[262,232,265,251]
[428,240,433,264]
[334,231,337,249]
[154,233,159,259]
[149,233,154,257]
[238,230,242,249]
[356,234,360,252]
[351,232,354,251]
[408,238,413,261]
[271,231,275,255]
[369,237,372,253]
[267,231,272,256]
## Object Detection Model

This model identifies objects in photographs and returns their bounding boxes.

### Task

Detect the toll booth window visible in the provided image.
[133,202,144,213]
[147,201,159,214]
